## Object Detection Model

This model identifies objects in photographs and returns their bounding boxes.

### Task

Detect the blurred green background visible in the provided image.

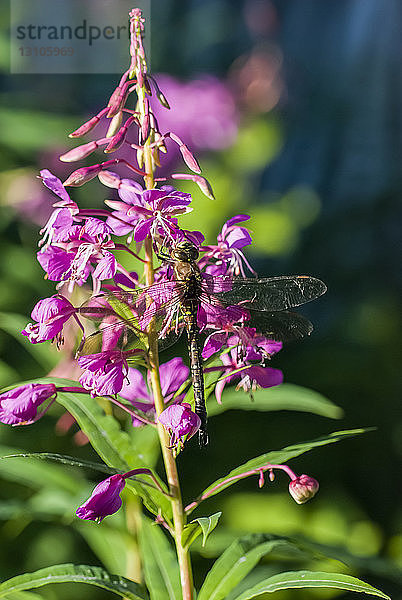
[0,1,401,599]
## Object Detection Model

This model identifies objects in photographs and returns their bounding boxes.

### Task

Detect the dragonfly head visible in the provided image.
[171,241,199,263]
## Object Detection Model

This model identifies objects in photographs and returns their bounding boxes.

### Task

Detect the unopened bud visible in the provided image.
[105,116,137,153]
[107,83,130,118]
[144,75,152,95]
[98,170,121,189]
[171,173,215,201]
[105,129,126,154]
[149,75,170,109]
[106,112,123,138]
[60,139,107,162]
[157,90,170,109]
[63,164,103,187]
[69,108,108,138]
[179,143,201,174]
[140,113,150,144]
[288,474,319,504]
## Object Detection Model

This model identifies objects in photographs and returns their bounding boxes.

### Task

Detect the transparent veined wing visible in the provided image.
[76,282,187,356]
[243,310,314,342]
[203,275,327,311]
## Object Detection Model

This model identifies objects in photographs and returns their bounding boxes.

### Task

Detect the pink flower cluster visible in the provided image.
[0,8,310,524]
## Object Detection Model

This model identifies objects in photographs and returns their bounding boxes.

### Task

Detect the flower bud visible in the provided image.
[140,112,150,144]
[179,143,201,174]
[76,474,126,522]
[288,474,319,504]
[171,173,215,200]
[159,403,201,449]
[107,83,130,118]
[64,165,104,187]
[0,383,57,425]
[105,116,136,153]
[106,111,123,138]
[98,170,121,189]
[144,75,152,95]
[60,140,103,163]
[69,108,108,138]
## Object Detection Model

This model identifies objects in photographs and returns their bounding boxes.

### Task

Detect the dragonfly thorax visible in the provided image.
[170,241,199,263]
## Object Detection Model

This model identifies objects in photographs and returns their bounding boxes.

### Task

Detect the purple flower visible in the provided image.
[129,186,193,244]
[197,301,250,333]
[39,208,76,248]
[38,170,80,248]
[104,175,144,238]
[76,474,126,522]
[37,246,78,282]
[159,402,201,448]
[0,383,56,425]
[37,217,117,292]
[78,351,128,397]
[40,169,73,204]
[200,215,255,276]
[289,474,319,504]
[215,347,283,403]
[120,357,189,426]
[22,295,76,344]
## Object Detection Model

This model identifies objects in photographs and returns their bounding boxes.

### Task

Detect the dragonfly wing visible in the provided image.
[245,310,314,342]
[207,275,327,311]
[77,284,185,357]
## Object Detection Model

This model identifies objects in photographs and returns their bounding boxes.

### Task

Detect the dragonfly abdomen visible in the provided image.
[183,304,208,447]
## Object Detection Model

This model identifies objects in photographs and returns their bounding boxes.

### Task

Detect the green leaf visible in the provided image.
[192,428,372,508]
[182,512,222,548]
[231,570,390,600]
[208,383,342,419]
[0,313,59,371]
[198,533,314,600]
[0,564,149,599]
[1,453,119,476]
[75,522,136,575]
[0,445,82,494]
[3,591,45,600]
[138,515,181,600]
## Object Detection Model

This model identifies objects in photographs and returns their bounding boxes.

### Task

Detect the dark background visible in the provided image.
[0,1,400,598]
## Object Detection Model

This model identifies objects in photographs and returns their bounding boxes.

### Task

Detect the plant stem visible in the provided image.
[139,111,194,600]
[143,236,194,600]
[131,10,194,595]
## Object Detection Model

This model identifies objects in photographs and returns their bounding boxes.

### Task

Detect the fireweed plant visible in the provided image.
[0,9,389,600]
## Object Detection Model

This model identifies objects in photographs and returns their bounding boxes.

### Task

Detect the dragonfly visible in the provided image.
[78,240,327,446]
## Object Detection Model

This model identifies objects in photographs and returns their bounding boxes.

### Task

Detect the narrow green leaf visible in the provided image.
[182,512,222,549]
[0,313,58,371]
[3,590,45,600]
[0,564,149,600]
[75,522,136,575]
[138,516,181,600]
[208,383,343,419]
[232,570,391,600]
[198,534,314,600]
[0,445,82,494]
[4,593,46,600]
[1,453,118,476]
[193,428,372,507]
